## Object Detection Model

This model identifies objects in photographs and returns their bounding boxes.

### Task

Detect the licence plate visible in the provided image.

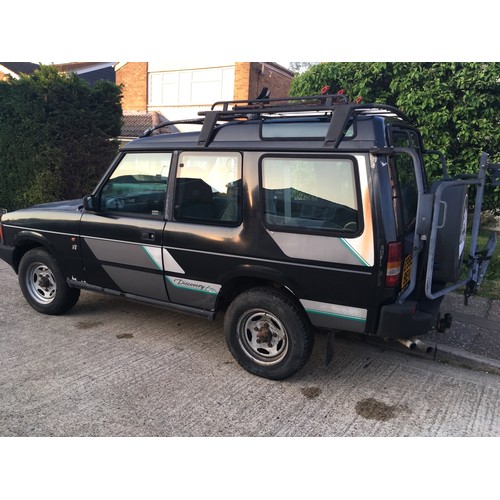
[401,254,412,290]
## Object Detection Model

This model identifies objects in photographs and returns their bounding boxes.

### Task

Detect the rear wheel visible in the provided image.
[18,248,80,315]
[224,287,313,380]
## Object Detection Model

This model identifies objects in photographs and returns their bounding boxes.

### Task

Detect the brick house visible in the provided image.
[0,62,39,80]
[115,62,294,132]
[54,62,116,86]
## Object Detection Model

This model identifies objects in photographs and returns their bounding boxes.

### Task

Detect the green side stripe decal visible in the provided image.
[305,308,366,323]
[301,299,367,324]
[142,246,162,270]
[340,238,370,267]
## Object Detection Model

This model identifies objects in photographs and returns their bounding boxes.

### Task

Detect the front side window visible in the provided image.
[261,156,359,233]
[174,152,242,225]
[100,152,172,216]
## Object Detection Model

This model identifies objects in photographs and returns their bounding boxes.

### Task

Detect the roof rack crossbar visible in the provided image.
[197,111,220,147]
[323,104,354,148]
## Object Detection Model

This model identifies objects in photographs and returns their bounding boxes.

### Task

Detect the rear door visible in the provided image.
[162,150,243,311]
[80,151,172,301]
[389,128,426,295]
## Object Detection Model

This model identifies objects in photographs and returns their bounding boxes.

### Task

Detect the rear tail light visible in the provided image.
[386,241,402,287]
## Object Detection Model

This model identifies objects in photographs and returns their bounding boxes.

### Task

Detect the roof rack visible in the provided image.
[141,93,411,148]
[208,94,410,120]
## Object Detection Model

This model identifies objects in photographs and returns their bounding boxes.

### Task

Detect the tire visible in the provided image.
[18,248,80,315]
[224,287,314,380]
[432,183,468,284]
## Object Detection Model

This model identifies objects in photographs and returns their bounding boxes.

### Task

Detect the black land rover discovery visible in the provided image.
[0,93,497,379]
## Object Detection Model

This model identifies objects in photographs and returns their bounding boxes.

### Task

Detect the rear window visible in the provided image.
[393,156,418,232]
[390,130,421,233]
[261,156,360,234]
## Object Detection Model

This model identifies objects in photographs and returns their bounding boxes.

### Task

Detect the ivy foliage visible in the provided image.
[0,65,122,211]
[290,62,500,210]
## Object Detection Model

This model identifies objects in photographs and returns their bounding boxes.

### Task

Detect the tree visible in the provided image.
[0,65,122,211]
[290,62,500,210]
[288,62,318,74]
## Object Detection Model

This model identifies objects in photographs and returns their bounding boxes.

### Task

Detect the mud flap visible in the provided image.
[326,331,336,366]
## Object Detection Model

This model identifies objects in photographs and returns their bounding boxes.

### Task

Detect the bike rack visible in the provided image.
[424,152,498,303]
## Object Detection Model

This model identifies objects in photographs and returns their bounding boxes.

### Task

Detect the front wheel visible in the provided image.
[18,248,80,315]
[224,287,313,380]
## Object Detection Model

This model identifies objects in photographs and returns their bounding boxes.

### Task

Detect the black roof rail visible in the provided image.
[141,118,205,137]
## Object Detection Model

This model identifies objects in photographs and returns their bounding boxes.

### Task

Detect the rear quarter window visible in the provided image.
[260,156,361,235]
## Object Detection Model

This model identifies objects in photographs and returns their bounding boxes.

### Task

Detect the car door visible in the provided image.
[80,151,172,302]
[162,150,243,311]
[389,129,426,295]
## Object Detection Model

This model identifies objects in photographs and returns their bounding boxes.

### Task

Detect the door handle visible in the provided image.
[141,231,156,241]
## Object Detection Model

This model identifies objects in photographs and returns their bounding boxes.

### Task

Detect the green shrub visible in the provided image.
[0,65,122,210]
[290,62,500,212]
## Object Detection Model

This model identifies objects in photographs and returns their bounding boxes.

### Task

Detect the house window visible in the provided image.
[149,67,235,106]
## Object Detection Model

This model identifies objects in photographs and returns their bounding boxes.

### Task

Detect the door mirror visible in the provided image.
[83,195,98,212]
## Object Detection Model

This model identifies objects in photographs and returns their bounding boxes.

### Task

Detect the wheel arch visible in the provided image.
[12,231,55,273]
[216,265,310,325]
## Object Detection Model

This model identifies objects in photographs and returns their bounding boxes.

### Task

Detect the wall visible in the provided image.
[117,62,293,129]
[116,62,148,112]
[234,62,293,101]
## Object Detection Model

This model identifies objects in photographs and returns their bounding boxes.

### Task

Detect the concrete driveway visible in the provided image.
[1,258,499,437]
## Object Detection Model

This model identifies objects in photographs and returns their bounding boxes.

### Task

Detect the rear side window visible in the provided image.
[174,152,242,225]
[261,156,360,233]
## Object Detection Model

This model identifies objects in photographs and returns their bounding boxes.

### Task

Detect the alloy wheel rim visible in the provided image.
[237,309,289,365]
[26,262,57,305]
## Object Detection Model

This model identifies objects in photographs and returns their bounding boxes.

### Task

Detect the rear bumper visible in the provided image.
[376,300,439,339]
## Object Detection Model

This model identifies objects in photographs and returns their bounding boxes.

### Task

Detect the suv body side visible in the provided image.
[1,95,495,379]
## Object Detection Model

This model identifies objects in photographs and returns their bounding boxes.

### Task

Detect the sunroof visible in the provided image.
[262,120,354,139]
